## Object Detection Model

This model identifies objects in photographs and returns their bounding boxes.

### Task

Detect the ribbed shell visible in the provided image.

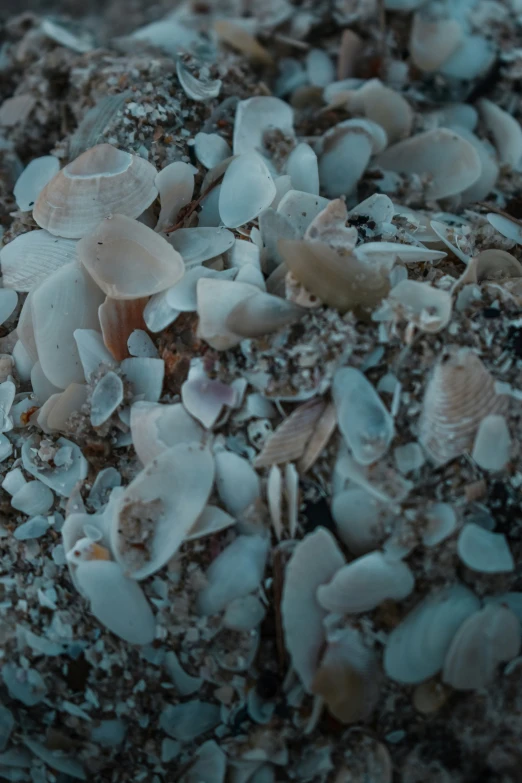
[0,230,78,292]
[419,348,508,466]
[254,398,325,468]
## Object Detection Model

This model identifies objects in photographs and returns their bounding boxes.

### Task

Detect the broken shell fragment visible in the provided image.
[194,132,231,169]
[475,249,522,281]
[22,435,88,497]
[384,584,481,684]
[166,227,235,268]
[99,296,148,361]
[332,488,388,555]
[90,371,124,427]
[377,280,453,334]
[457,523,514,574]
[33,144,158,238]
[112,443,214,579]
[286,143,319,195]
[233,96,294,156]
[225,290,304,338]
[479,99,522,168]
[196,278,260,350]
[472,414,511,471]
[130,401,204,466]
[319,123,374,198]
[254,398,325,468]
[78,214,184,299]
[442,605,521,691]
[0,230,78,292]
[332,367,394,465]
[218,152,276,228]
[14,155,60,212]
[155,161,195,231]
[409,14,462,73]
[176,59,222,102]
[351,79,413,144]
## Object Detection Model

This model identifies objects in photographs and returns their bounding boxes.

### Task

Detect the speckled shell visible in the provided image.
[419,348,508,466]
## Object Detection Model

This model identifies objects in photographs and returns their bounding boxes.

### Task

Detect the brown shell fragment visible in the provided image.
[254,398,325,468]
[298,402,337,473]
[99,297,149,361]
[419,348,508,466]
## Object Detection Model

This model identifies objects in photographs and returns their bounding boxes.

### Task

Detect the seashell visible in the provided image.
[379,280,453,333]
[282,527,345,691]
[285,463,299,539]
[429,220,471,264]
[350,193,395,226]
[194,132,231,169]
[318,123,374,198]
[69,92,131,160]
[486,212,522,244]
[0,289,17,327]
[22,435,88,497]
[479,99,522,168]
[318,551,414,614]
[457,523,514,573]
[233,97,294,156]
[331,487,388,555]
[440,35,495,81]
[90,371,124,427]
[475,249,522,281]
[337,29,363,79]
[31,362,61,406]
[298,402,337,473]
[267,464,283,540]
[31,263,105,389]
[333,367,394,465]
[78,214,184,299]
[166,266,234,312]
[196,278,260,350]
[409,14,462,72]
[235,265,265,290]
[218,152,276,228]
[393,442,426,474]
[0,229,78,292]
[98,296,148,361]
[352,79,413,144]
[181,363,237,429]
[225,291,304,339]
[305,198,358,250]
[87,467,122,510]
[419,348,508,466]
[33,144,158,239]
[130,401,204,466]
[214,448,261,515]
[120,357,164,403]
[0,380,15,434]
[383,583,481,684]
[451,128,499,205]
[14,156,60,212]
[312,627,380,723]
[228,238,261,270]
[160,699,221,743]
[166,227,235,268]
[11,480,54,516]
[176,60,221,102]
[76,560,156,644]
[442,604,521,691]
[375,129,481,200]
[112,443,214,579]
[254,398,325,468]
[186,505,235,542]
[306,48,335,87]
[127,330,157,358]
[422,502,457,547]
[286,143,319,195]
[73,329,116,380]
[180,741,226,783]
[46,383,88,432]
[164,650,203,696]
[12,340,34,382]
[155,161,194,231]
[276,190,330,237]
[143,291,180,333]
[472,414,511,471]
[197,534,269,615]
[214,19,273,66]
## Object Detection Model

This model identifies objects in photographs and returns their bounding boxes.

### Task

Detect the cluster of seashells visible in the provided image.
[2,50,522,735]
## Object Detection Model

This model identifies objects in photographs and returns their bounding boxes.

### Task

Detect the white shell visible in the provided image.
[22,435,88,497]
[306,48,335,86]
[176,60,221,102]
[143,291,180,333]
[225,290,303,339]
[479,99,522,168]
[452,128,499,206]
[166,266,234,312]
[112,443,214,579]
[277,190,330,237]
[375,129,481,200]
[486,212,522,244]
[194,133,231,169]
[333,368,394,465]
[120,357,164,403]
[429,220,471,264]
[319,124,373,198]
[0,230,78,292]
[352,79,413,144]
[409,15,462,73]
[33,144,158,239]
[90,371,124,427]
[196,279,259,350]
[14,156,60,212]
[442,604,521,691]
[332,488,388,555]
[472,414,511,471]
[214,448,260,515]
[76,560,156,644]
[457,523,514,573]
[0,289,18,326]
[186,505,235,542]
[440,35,495,81]
[393,442,426,474]
[286,143,319,195]
[219,152,276,228]
[46,383,88,432]
[11,480,54,516]
[31,362,61,406]
[281,527,345,691]
[78,214,184,299]
[128,329,157,358]
[197,534,269,616]
[166,227,235,268]
[380,280,453,333]
[73,329,116,381]
[181,364,237,429]
[422,502,457,547]
[233,97,294,156]
[155,161,195,231]
[317,551,414,614]
[384,584,481,684]
[31,263,105,389]
[130,401,204,466]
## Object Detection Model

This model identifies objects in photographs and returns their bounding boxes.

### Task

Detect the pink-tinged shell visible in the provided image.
[33,144,158,239]
[254,398,325,468]
[99,297,149,361]
[281,527,345,692]
[419,348,509,466]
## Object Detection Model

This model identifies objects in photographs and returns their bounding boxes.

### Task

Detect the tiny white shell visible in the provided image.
[286,143,319,195]
[165,227,235,268]
[155,161,195,231]
[218,152,276,228]
[176,60,221,102]
[332,487,388,555]
[479,99,522,168]
[14,156,60,212]
[457,523,514,573]
[194,133,231,169]
[486,212,522,245]
[214,448,261,515]
[472,414,511,471]
[90,372,124,427]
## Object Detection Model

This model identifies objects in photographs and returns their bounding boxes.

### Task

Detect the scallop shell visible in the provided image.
[78,214,184,299]
[317,551,414,614]
[479,99,522,168]
[442,604,521,691]
[155,161,194,231]
[233,96,294,156]
[457,523,514,574]
[383,583,481,684]
[31,263,105,389]
[0,230,78,292]
[375,129,481,200]
[99,297,148,361]
[281,527,345,691]
[254,398,325,469]
[130,401,204,466]
[33,144,158,238]
[112,443,214,579]
[418,348,508,466]
[14,156,60,212]
[472,414,511,471]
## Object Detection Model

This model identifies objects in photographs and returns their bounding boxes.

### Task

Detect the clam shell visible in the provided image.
[31,263,105,389]
[286,143,319,195]
[354,79,413,143]
[214,448,260,515]
[418,348,508,466]
[479,98,522,167]
[476,249,522,281]
[317,551,414,614]
[142,290,180,333]
[332,487,388,555]
[76,560,156,645]
[375,129,481,200]
[457,523,514,573]
[194,132,231,169]
[78,214,184,299]
[281,527,345,691]
[98,297,148,361]
[33,144,158,239]
[14,156,60,212]
[452,128,499,205]
[383,584,481,684]
[112,443,214,579]
[218,152,276,228]
[130,400,204,466]
[0,230,78,292]
[472,414,511,471]
[442,605,521,691]
[254,398,325,468]
[333,367,394,465]
[155,161,194,231]
[319,124,374,198]
[409,14,462,72]
[233,97,294,156]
